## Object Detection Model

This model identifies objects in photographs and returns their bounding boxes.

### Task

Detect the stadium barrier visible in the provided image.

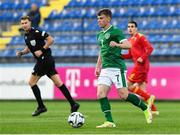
[0,67,53,99]
[0,65,180,100]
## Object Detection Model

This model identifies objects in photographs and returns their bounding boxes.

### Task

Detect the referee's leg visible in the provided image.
[28,74,47,116]
[50,74,80,112]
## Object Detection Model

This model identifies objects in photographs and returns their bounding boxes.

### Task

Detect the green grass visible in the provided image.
[0,101,180,134]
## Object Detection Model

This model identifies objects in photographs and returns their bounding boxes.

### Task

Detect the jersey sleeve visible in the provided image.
[140,36,153,61]
[34,29,49,40]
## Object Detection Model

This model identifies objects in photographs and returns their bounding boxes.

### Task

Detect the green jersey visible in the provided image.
[97,25,127,70]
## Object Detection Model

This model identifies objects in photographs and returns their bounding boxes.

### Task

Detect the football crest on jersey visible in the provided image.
[105,33,110,39]
[30,40,36,46]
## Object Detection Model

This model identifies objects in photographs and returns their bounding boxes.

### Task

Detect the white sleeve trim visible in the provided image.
[120,39,127,43]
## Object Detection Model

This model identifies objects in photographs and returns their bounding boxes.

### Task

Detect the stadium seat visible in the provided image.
[1,0,180,57]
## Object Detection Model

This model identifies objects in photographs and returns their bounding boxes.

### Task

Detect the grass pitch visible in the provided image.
[0,100,180,134]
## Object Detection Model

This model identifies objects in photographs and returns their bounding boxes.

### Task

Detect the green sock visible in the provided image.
[126,93,147,111]
[99,97,113,122]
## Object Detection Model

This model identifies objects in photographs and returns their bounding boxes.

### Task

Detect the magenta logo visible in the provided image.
[66,69,80,97]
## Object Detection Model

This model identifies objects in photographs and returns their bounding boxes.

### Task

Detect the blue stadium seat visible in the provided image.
[9,36,24,45]
[84,49,98,56]
[1,0,180,57]
[83,36,96,44]
[83,19,99,31]
[3,49,16,57]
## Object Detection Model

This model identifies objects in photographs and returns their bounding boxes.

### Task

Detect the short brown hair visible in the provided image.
[20,16,31,21]
[97,8,112,19]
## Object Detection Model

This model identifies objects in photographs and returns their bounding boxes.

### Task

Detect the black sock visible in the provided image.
[31,85,45,108]
[59,84,75,106]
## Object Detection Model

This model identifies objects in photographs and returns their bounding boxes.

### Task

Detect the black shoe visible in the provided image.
[32,106,47,116]
[71,103,80,113]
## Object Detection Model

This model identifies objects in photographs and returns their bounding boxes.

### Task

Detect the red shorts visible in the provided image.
[128,70,148,83]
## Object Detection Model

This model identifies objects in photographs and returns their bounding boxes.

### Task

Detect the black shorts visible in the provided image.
[32,58,57,77]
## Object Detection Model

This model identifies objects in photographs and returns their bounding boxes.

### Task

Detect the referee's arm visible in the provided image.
[16,46,30,57]
[42,35,54,50]
[35,35,54,57]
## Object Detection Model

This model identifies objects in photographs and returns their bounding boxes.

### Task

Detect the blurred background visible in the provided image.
[0,0,180,100]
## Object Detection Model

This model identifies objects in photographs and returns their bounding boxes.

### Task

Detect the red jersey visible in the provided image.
[122,33,153,82]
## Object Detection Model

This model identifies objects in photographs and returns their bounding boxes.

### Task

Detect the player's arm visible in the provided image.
[110,39,131,49]
[119,39,131,49]
[109,28,131,49]
[95,52,101,77]
[138,36,153,63]
[16,46,30,57]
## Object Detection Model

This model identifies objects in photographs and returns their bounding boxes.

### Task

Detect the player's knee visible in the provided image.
[118,89,129,99]
[53,80,62,87]
[28,80,36,87]
[97,90,106,99]
[128,85,134,91]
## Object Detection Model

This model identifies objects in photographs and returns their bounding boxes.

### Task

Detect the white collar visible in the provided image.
[103,25,112,33]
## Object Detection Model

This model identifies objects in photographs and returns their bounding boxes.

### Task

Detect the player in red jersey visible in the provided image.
[122,21,159,115]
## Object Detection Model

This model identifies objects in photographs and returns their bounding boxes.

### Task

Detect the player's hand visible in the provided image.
[16,51,23,57]
[109,41,117,47]
[95,67,101,77]
[34,50,43,57]
[137,57,143,63]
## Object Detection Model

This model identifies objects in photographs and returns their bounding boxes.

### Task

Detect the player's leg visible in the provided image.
[96,69,116,128]
[128,81,151,101]
[128,72,156,109]
[118,88,147,111]
[118,87,148,112]
[139,82,146,90]
[129,78,158,114]
[49,74,79,112]
[28,74,47,116]
[139,82,159,115]
[96,84,116,128]
[131,83,155,107]
[129,72,150,99]
[139,82,153,101]
[151,104,159,115]
[115,71,152,123]
[114,70,147,111]
[118,87,152,124]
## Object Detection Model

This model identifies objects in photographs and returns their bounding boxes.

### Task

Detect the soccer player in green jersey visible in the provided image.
[95,8,152,128]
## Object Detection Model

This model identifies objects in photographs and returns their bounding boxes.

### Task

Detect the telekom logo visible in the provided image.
[66,69,80,97]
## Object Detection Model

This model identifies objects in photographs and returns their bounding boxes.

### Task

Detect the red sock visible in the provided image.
[151,104,157,111]
[131,87,151,101]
